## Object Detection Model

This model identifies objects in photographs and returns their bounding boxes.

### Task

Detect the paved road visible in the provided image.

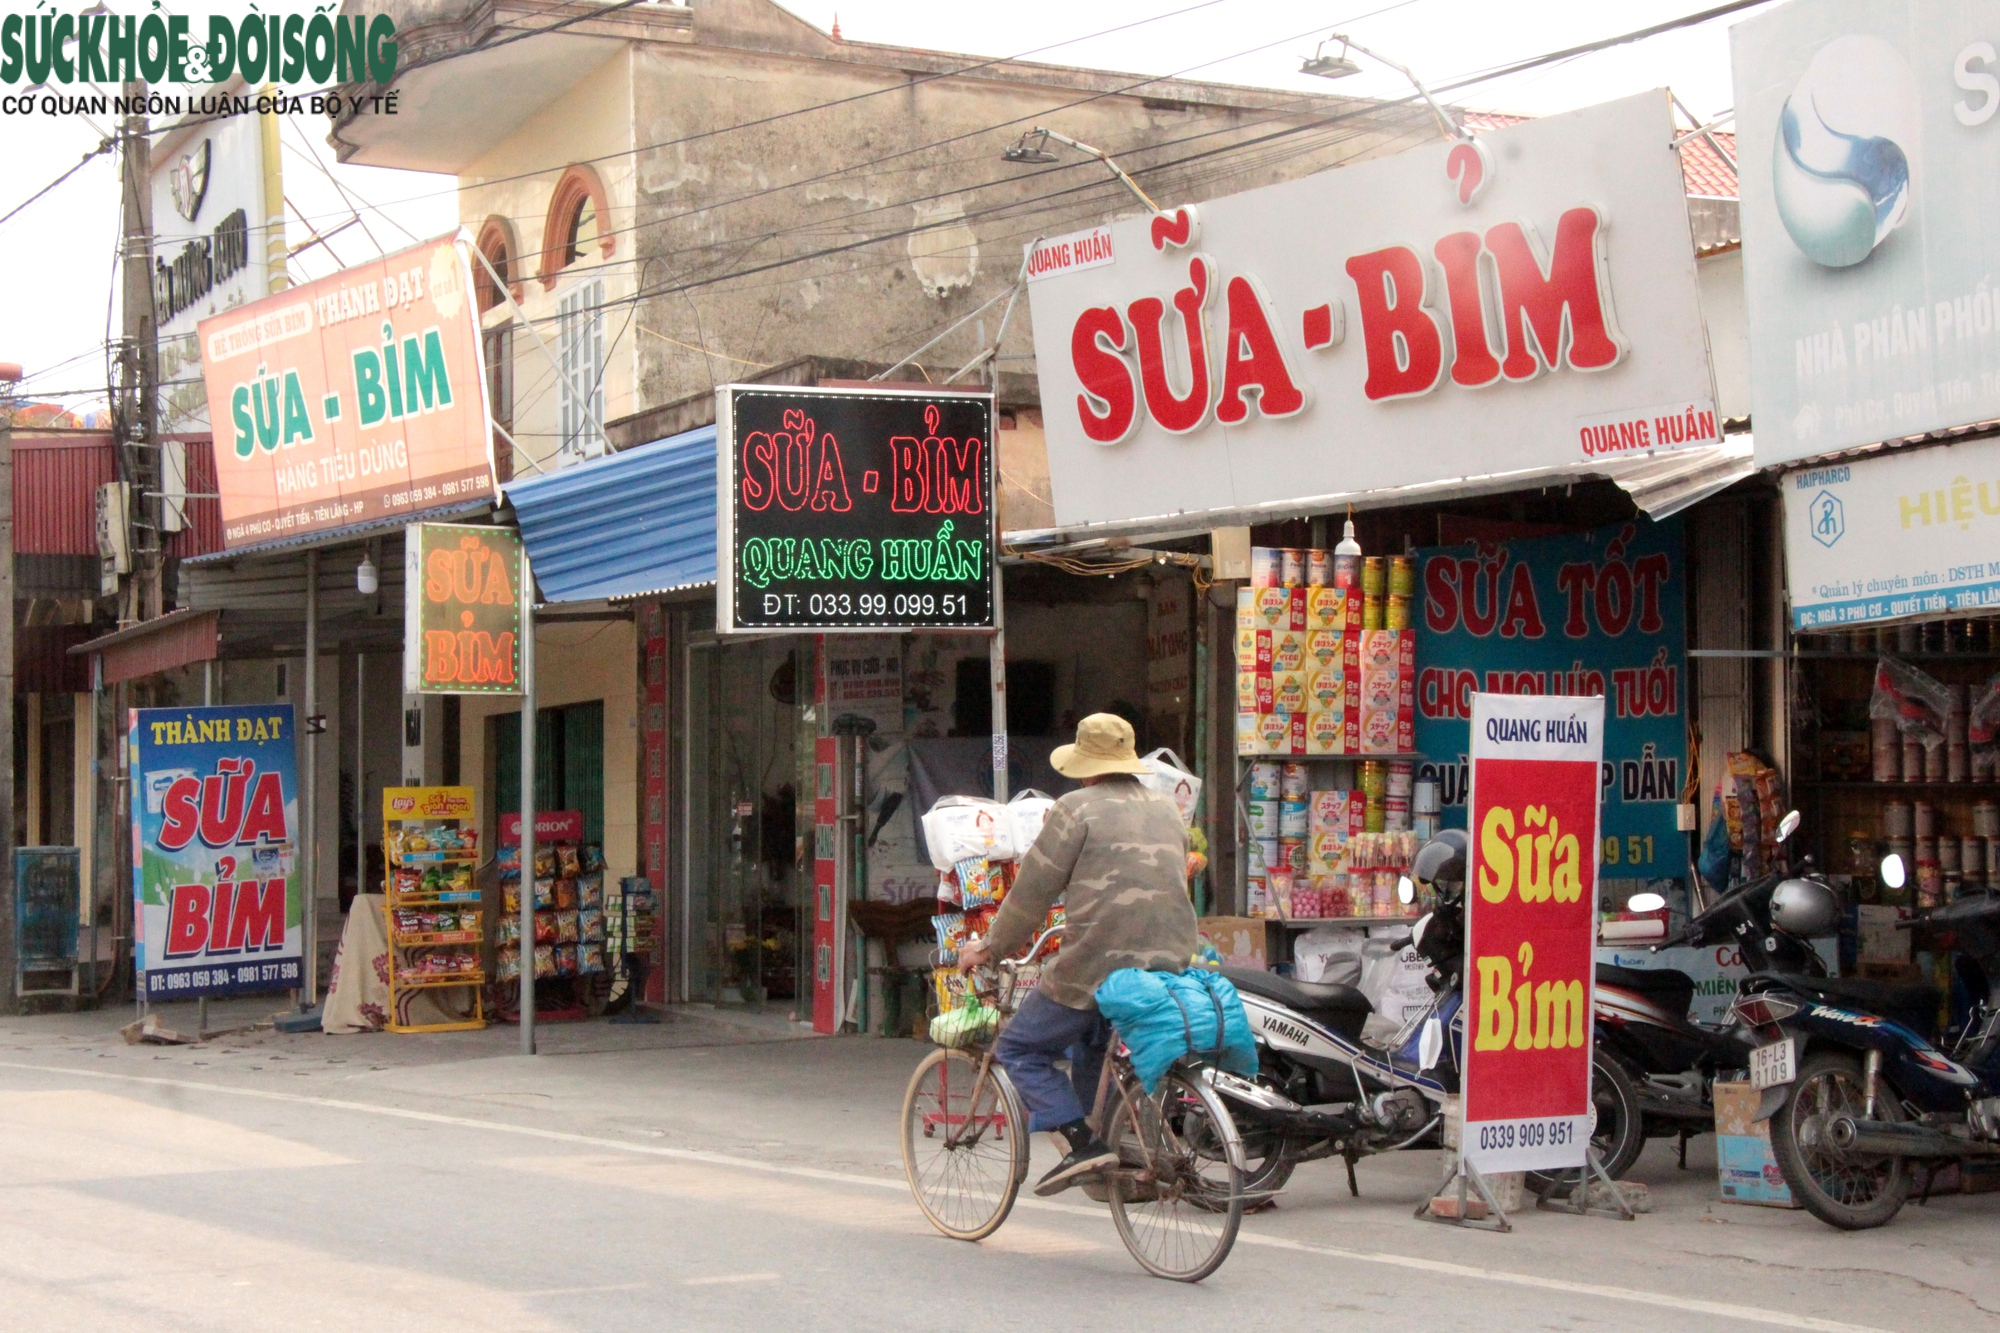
[0,1002,1995,1331]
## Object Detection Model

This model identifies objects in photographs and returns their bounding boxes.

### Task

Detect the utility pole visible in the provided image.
[117,82,161,625]
[0,362,19,1013]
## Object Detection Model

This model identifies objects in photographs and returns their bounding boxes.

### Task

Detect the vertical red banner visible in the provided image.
[641,602,669,1003]
[813,637,839,1032]
[1462,692,1604,1176]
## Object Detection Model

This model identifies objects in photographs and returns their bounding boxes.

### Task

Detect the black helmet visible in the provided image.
[1412,828,1468,887]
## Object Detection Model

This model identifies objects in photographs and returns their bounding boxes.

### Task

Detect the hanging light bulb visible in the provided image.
[356,553,378,595]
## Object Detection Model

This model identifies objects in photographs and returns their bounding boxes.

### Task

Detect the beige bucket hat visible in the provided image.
[1050,713,1152,779]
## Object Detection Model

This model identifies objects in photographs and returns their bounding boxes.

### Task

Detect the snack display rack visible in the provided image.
[494,811,610,1023]
[382,786,486,1033]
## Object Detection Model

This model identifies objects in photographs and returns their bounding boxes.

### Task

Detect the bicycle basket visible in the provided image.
[928,998,1000,1049]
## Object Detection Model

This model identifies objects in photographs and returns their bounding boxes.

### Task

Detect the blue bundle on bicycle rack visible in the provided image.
[1095,968,1258,1094]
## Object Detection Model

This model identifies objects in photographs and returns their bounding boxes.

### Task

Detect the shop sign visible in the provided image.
[387,786,476,823]
[498,810,584,845]
[717,385,996,632]
[402,521,521,694]
[152,111,279,437]
[1734,0,2000,467]
[130,704,302,1000]
[197,233,494,550]
[1023,92,1716,529]
[1782,439,2000,628]
[1416,517,1686,881]
[1462,692,1603,1176]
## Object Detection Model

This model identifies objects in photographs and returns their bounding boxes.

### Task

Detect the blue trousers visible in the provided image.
[995,989,1111,1132]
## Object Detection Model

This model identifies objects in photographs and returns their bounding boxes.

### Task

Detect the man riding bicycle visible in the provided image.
[957,713,1197,1197]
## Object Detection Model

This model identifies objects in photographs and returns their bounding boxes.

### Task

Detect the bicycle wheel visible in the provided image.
[1104,1064,1245,1282]
[901,1047,1028,1240]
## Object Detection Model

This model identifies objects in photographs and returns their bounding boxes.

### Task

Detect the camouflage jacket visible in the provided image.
[985,775,1197,1010]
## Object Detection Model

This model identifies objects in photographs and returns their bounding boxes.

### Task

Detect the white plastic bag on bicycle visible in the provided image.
[1006,788,1056,857]
[920,795,1013,870]
[1137,747,1202,827]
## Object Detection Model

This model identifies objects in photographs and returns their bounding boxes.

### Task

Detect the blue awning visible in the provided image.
[504,425,717,603]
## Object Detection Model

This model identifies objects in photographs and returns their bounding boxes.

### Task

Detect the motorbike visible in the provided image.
[1209,830,1645,1198]
[1587,810,1820,1169]
[1738,850,2000,1230]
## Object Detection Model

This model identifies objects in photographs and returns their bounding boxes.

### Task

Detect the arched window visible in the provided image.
[541,164,612,289]
[474,216,519,312]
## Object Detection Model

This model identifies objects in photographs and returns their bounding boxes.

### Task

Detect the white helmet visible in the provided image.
[1770,876,1840,937]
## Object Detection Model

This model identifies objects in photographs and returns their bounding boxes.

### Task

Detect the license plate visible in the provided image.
[1750,1037,1796,1090]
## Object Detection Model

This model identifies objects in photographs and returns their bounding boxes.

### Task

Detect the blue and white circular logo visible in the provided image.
[1773,35,1917,268]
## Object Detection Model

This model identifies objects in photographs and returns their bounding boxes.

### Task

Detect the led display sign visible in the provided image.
[717,385,996,632]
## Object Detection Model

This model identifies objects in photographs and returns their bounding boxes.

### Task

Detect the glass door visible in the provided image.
[686,634,807,1007]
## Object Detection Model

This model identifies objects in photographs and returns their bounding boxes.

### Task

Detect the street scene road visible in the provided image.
[2,1002,1993,1332]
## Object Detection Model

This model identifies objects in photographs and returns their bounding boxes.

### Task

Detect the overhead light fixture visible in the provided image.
[356,553,378,595]
[1299,33,1467,142]
[1300,38,1362,79]
[1001,131,1061,165]
[1001,127,1157,211]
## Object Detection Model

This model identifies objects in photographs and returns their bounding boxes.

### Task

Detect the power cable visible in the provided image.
[0,135,115,229]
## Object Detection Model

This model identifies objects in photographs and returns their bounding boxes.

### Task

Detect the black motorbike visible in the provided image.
[1589,811,1821,1167]
[1737,852,2000,1230]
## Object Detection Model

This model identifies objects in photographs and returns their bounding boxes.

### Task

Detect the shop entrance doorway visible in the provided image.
[686,633,811,1008]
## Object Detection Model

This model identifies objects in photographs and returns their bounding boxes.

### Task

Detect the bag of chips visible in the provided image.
[556,910,579,943]
[956,856,1004,909]
[496,846,521,879]
[532,911,558,945]
[932,912,967,965]
[557,844,582,877]
[579,942,606,974]
[555,878,577,910]
[580,907,605,942]
[502,885,521,915]
[496,947,520,981]
[497,914,520,944]
[555,944,578,976]
[578,872,605,909]
[533,877,554,910]
[533,846,557,878]
[583,844,606,872]
[533,945,556,979]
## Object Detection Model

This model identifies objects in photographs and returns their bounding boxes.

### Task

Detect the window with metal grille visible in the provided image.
[556,279,606,461]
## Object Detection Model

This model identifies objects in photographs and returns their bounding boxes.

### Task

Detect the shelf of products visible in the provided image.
[1792,630,2000,916]
[382,786,486,1034]
[496,825,610,1022]
[1278,915,1423,929]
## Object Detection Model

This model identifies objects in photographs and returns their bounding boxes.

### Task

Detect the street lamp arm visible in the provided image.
[1330,34,1469,142]
[1024,127,1160,213]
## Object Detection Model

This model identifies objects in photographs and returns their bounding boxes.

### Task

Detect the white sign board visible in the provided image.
[1734,0,2000,468]
[1783,438,2000,629]
[1025,92,1718,530]
[152,111,279,437]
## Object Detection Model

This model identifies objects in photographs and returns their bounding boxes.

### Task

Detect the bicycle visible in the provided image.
[900,925,1247,1282]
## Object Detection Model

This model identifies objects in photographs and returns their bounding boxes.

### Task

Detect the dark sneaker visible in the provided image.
[1034,1140,1117,1197]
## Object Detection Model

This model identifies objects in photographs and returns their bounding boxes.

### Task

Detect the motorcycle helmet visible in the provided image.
[1412,828,1468,889]
[1770,876,1840,937]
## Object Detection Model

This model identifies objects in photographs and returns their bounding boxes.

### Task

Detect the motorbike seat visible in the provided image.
[1595,964,1695,1020]
[1764,973,1941,1042]
[1221,966,1374,1041]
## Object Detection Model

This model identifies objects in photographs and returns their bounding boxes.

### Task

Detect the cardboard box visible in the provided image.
[1198,916,1271,970]
[1357,629,1415,754]
[1713,1079,1799,1208]
[1237,711,1304,755]
[1306,586,1359,632]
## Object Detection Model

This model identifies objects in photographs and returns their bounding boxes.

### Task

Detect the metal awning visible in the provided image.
[505,425,718,604]
[1002,440,1758,550]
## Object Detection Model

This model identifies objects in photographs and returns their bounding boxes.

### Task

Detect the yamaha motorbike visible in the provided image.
[1738,852,2000,1230]
[1208,831,1643,1198]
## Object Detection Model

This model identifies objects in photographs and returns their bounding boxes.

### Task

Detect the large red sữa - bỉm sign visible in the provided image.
[1462,692,1604,1177]
[197,234,494,550]
[1022,91,1719,531]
